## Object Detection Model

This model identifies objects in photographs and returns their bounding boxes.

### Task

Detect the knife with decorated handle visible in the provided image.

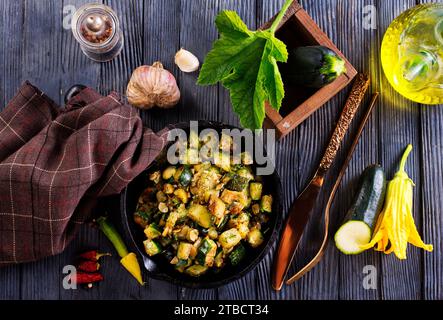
[272,73,370,291]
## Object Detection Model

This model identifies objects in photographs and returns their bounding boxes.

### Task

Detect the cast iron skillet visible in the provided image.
[120,121,282,289]
[63,87,283,288]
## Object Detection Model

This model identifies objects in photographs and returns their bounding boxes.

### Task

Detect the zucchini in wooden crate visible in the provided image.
[286,46,347,88]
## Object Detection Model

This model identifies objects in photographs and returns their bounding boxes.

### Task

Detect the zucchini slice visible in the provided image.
[144,223,162,239]
[236,167,254,181]
[334,221,372,255]
[219,228,242,249]
[174,165,193,187]
[134,210,152,228]
[260,195,273,213]
[187,204,212,229]
[249,182,263,201]
[185,265,208,277]
[214,250,224,268]
[334,165,387,255]
[177,242,193,260]
[196,238,217,266]
[225,174,249,191]
[162,166,176,180]
[229,243,246,266]
[143,239,162,256]
[247,228,264,248]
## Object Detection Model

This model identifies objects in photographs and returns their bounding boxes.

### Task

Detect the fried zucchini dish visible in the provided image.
[134,134,273,277]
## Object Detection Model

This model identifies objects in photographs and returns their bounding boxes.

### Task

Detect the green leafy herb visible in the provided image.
[197,0,293,129]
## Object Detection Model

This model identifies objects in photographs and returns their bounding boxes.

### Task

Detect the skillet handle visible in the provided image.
[142,255,161,273]
[64,84,87,104]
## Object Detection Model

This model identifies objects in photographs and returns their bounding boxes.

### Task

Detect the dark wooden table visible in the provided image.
[0,0,441,300]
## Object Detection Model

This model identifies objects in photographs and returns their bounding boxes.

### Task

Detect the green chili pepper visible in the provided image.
[97,216,145,285]
[97,216,128,258]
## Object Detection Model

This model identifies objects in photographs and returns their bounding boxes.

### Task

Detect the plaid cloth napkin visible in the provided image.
[0,82,168,265]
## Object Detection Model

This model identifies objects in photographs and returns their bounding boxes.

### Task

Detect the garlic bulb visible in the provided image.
[175,48,200,73]
[126,62,180,109]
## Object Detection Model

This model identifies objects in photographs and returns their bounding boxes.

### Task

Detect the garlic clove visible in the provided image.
[175,48,200,73]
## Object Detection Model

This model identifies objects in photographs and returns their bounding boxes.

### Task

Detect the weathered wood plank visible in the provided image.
[58,0,104,301]
[140,0,181,133]
[255,134,300,300]
[255,0,299,300]
[139,0,183,299]
[177,0,223,300]
[177,0,220,125]
[376,0,423,300]
[0,0,24,300]
[98,0,178,300]
[19,0,65,299]
[335,0,381,300]
[282,0,342,300]
[420,101,443,301]
[418,0,443,301]
[211,0,259,300]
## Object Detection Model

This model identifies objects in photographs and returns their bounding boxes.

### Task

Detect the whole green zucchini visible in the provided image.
[286,46,347,88]
[334,165,387,255]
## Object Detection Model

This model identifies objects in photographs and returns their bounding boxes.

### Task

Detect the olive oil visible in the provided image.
[381,4,443,104]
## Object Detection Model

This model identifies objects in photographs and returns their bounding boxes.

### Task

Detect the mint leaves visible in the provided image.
[197,0,292,129]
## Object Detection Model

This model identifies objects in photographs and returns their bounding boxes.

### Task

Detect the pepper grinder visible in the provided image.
[71,3,123,62]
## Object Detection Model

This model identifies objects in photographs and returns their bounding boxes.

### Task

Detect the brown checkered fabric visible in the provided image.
[0,82,168,265]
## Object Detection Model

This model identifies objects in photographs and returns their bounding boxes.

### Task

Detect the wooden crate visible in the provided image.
[262,0,358,139]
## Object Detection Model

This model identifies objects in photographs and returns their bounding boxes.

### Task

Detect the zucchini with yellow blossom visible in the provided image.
[360,145,433,259]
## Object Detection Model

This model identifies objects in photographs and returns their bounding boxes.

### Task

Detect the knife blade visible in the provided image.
[272,174,324,291]
[272,74,370,291]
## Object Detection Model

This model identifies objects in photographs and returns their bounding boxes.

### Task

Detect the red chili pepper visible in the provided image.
[77,260,100,273]
[79,250,111,261]
[72,272,104,285]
